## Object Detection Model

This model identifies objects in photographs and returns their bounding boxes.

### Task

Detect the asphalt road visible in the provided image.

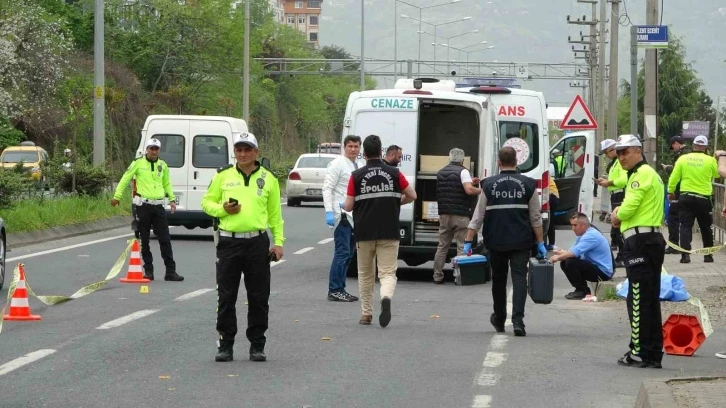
[1,203,725,408]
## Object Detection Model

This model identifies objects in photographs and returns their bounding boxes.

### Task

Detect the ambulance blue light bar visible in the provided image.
[468,86,512,95]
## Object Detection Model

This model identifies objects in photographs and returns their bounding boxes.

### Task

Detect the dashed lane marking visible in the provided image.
[96,309,158,330]
[504,288,514,327]
[471,394,492,408]
[293,247,315,255]
[174,288,214,301]
[0,349,57,377]
[318,238,334,244]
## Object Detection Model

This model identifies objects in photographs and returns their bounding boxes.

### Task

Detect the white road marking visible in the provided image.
[318,238,334,244]
[471,395,492,408]
[293,247,314,255]
[504,288,514,327]
[96,309,158,330]
[271,260,286,267]
[8,233,135,262]
[0,349,57,376]
[482,352,507,368]
[476,373,500,386]
[174,288,214,301]
[489,334,508,351]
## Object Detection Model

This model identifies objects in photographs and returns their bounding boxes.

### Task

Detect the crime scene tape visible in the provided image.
[665,240,726,255]
[0,239,136,336]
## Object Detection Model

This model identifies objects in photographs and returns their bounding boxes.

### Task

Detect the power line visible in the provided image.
[620,0,633,26]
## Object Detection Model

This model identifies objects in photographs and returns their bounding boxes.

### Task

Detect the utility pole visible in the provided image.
[596,0,607,147]
[608,0,620,140]
[393,0,397,82]
[567,1,598,114]
[643,0,659,163]
[243,0,250,122]
[360,0,365,90]
[630,25,638,137]
[93,0,105,165]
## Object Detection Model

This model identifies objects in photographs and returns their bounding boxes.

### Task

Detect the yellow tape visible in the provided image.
[0,239,136,335]
[665,240,726,255]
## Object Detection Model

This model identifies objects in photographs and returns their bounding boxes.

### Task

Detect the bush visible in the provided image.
[0,169,24,208]
[57,162,114,197]
[0,117,26,152]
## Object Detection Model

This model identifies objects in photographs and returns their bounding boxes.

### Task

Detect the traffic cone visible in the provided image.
[3,264,42,321]
[120,240,150,283]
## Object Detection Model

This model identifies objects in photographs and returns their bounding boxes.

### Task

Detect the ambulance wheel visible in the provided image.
[287,198,301,207]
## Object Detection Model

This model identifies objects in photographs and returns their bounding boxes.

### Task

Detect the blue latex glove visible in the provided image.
[463,242,472,256]
[536,242,547,259]
[325,212,335,227]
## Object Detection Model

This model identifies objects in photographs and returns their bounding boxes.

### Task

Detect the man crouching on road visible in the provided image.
[344,135,417,327]
[323,135,362,302]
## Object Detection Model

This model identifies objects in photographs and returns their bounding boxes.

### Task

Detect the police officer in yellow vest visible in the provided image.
[111,138,184,282]
[611,134,665,369]
[201,132,284,363]
[668,135,720,264]
[595,139,627,267]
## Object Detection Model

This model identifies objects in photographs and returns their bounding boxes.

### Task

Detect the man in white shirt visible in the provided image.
[433,148,482,284]
[322,135,363,302]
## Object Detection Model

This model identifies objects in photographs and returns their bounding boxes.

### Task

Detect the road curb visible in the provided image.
[635,376,726,408]
[7,216,131,249]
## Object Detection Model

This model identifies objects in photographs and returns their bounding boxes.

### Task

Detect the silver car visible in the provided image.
[0,216,5,290]
[285,153,338,207]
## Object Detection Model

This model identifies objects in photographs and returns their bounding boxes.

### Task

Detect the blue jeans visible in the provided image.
[328,217,355,294]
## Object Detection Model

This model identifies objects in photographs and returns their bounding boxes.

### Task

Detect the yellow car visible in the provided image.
[0,141,48,181]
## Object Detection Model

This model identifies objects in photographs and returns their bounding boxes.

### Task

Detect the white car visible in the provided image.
[286,153,338,207]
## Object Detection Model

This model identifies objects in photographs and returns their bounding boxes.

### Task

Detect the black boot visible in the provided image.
[165,271,184,281]
[143,268,154,281]
[704,255,714,263]
[665,246,678,255]
[512,319,526,337]
[215,340,234,362]
[680,254,691,264]
[250,345,267,362]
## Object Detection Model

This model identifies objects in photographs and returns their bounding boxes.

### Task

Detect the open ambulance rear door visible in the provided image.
[549,130,595,227]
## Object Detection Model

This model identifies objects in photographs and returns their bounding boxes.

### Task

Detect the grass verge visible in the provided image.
[0,192,131,234]
[601,286,620,301]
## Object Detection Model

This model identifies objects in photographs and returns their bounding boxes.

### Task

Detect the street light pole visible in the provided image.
[360,0,365,90]
[418,9,422,75]
[93,0,105,165]
[243,0,250,122]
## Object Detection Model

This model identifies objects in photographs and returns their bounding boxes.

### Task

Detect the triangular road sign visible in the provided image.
[560,95,598,130]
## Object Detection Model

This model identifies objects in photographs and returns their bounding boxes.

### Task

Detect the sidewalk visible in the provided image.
[590,196,726,408]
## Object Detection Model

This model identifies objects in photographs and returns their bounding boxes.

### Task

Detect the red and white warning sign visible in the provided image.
[560,95,598,130]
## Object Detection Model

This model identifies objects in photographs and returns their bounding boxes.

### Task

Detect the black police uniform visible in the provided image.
[468,170,540,335]
[664,145,689,253]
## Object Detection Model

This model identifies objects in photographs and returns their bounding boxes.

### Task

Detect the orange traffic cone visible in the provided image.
[120,240,150,283]
[3,264,42,321]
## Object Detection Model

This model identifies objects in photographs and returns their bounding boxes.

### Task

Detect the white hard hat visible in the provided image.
[146,138,161,148]
[614,134,642,150]
[233,132,258,148]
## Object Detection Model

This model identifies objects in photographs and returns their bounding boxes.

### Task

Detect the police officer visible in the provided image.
[201,132,285,362]
[111,138,183,282]
[595,139,626,267]
[668,135,720,264]
[611,134,665,369]
[465,146,546,337]
[662,136,690,254]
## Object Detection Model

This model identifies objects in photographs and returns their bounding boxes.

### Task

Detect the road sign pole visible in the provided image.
[630,26,638,137]
[93,0,105,166]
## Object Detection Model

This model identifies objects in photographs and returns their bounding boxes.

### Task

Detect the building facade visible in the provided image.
[283,0,322,49]
[269,0,285,23]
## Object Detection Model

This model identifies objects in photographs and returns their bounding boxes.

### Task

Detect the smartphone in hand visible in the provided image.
[228,197,239,206]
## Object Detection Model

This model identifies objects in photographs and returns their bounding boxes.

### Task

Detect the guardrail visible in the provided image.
[714,182,725,245]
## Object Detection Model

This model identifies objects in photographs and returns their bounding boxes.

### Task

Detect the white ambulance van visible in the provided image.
[340,78,500,271]
[132,115,250,230]
[456,85,595,231]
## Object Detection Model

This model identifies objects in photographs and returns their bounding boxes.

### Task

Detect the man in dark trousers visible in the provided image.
[111,138,184,282]
[464,147,546,337]
[668,135,720,263]
[662,136,690,254]
[432,148,481,284]
[595,139,626,267]
[201,132,285,362]
[611,134,666,369]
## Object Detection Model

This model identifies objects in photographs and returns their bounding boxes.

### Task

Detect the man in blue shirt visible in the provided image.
[549,212,614,299]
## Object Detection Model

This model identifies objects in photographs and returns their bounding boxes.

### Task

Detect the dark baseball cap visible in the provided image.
[669,136,684,150]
